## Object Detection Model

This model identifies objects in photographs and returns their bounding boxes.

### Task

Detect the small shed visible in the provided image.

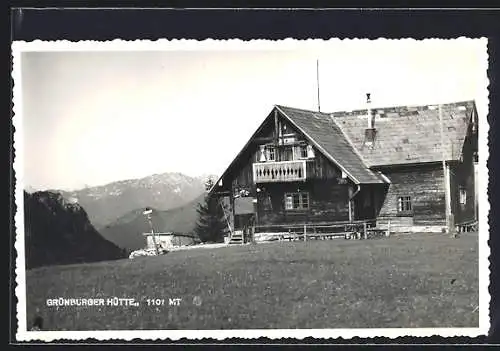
[143,232,196,250]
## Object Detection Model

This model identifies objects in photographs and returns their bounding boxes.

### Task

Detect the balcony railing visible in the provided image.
[253,160,307,183]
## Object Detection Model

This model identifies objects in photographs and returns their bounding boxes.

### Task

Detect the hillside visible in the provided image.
[100,194,206,252]
[25,233,479,330]
[24,191,127,269]
[53,172,214,229]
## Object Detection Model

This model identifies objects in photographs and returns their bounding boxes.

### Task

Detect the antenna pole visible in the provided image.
[316,59,321,112]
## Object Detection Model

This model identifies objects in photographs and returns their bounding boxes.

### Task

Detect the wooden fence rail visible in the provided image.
[252,219,388,242]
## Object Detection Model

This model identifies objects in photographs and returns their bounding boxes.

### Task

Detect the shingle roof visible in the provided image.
[276,105,385,184]
[210,100,475,195]
[332,101,476,167]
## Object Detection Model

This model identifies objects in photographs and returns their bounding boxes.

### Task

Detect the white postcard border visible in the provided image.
[12,38,490,342]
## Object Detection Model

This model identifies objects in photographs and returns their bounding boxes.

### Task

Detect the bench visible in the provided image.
[456,221,478,233]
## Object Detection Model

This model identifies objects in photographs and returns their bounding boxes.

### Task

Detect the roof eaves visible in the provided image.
[376,171,392,184]
[207,108,275,197]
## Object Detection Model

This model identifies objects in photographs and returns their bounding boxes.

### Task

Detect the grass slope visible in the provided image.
[99,195,204,252]
[26,232,479,330]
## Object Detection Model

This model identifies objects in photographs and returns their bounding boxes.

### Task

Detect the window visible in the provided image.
[300,145,308,159]
[266,146,276,161]
[293,145,309,160]
[281,146,293,161]
[285,192,310,210]
[301,193,309,209]
[459,188,467,205]
[397,196,412,213]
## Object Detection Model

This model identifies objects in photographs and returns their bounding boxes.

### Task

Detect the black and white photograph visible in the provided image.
[12,38,489,340]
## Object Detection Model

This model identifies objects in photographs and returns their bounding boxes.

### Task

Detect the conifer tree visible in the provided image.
[194,178,229,243]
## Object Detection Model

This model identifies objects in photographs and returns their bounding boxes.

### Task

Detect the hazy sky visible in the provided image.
[19,39,488,191]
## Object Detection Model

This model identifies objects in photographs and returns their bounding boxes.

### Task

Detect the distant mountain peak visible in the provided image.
[53,171,209,229]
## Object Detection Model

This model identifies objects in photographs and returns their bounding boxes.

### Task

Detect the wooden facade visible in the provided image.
[375,163,446,228]
[449,121,477,225]
[213,108,381,232]
[210,101,479,235]
[255,180,350,225]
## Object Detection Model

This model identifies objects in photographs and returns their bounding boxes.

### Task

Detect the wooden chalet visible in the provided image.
[209,97,479,240]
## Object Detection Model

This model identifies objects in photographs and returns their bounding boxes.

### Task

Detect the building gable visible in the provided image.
[209,106,386,196]
[275,105,385,184]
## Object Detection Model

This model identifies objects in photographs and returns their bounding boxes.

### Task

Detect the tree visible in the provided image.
[194,178,229,243]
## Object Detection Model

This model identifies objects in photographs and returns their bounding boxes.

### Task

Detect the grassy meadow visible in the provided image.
[25,232,479,330]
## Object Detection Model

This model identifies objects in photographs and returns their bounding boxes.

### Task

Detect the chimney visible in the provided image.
[364,93,376,147]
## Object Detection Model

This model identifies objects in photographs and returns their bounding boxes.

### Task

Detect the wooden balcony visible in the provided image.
[253,160,307,183]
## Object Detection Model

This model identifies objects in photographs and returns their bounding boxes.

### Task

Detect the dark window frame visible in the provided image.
[284,192,310,211]
[266,145,276,161]
[397,195,413,215]
[299,145,308,159]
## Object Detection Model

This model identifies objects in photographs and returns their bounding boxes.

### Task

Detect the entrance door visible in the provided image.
[355,189,376,220]
[234,213,256,243]
[234,197,256,227]
[234,213,253,230]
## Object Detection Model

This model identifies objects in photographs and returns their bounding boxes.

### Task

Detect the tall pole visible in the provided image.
[274,109,280,161]
[316,59,321,112]
[220,199,233,237]
[144,209,159,255]
[149,215,160,255]
[439,104,451,233]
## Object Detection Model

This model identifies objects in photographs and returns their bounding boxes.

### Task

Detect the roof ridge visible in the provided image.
[276,104,331,115]
[330,100,476,117]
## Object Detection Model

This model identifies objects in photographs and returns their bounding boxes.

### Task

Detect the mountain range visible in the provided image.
[44,172,216,229]
[99,194,206,252]
[25,172,218,253]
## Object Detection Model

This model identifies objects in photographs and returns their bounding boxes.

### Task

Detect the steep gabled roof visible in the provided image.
[332,100,477,167]
[209,105,386,196]
[209,100,477,196]
[276,105,385,184]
